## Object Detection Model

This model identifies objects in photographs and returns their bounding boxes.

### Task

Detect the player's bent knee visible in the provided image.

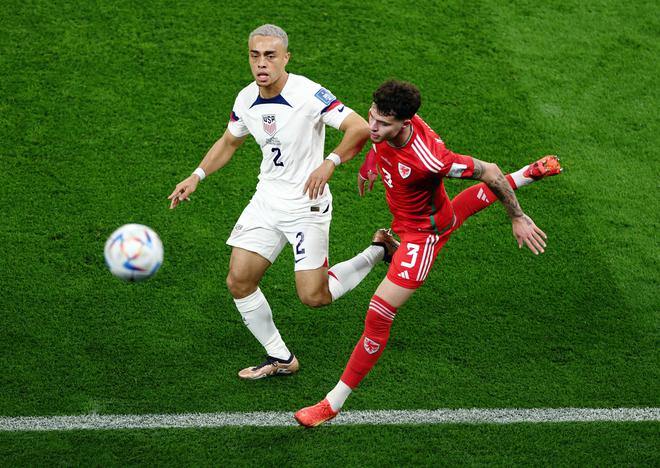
[226,272,257,299]
[298,290,331,308]
[295,269,332,307]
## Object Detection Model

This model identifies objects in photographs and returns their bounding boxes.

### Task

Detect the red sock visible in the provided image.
[340,295,398,389]
[451,174,517,230]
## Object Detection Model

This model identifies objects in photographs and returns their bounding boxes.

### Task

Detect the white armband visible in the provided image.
[325,152,341,167]
[193,167,206,181]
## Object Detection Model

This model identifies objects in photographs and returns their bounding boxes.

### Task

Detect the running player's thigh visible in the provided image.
[285,217,330,272]
[373,276,417,309]
[294,266,330,299]
[226,198,288,264]
[228,247,272,286]
[289,220,332,304]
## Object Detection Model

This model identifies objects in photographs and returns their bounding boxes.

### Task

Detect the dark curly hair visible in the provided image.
[372,80,421,120]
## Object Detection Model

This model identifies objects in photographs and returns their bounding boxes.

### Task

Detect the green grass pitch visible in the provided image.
[1,0,658,465]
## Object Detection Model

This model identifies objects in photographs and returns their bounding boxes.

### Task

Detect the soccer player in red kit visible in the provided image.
[294,80,562,427]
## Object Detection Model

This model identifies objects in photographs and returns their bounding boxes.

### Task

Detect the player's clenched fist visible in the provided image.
[168,175,200,209]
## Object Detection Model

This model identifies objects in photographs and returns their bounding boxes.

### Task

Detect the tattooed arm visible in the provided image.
[470,158,547,255]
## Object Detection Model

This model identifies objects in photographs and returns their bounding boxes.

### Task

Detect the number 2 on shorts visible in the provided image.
[295,232,306,255]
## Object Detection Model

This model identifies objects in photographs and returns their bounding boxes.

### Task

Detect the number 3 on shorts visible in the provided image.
[400,243,419,268]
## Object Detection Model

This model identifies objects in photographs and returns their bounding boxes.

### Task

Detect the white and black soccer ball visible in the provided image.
[104,224,163,281]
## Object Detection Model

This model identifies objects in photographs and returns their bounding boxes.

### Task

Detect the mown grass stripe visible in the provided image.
[1,408,658,432]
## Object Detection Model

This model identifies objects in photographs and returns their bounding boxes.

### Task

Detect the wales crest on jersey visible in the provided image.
[398,162,412,179]
[262,114,276,136]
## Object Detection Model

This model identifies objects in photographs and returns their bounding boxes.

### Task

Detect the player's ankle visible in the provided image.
[326,380,352,411]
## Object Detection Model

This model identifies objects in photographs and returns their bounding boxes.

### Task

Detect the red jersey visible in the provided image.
[372,115,475,235]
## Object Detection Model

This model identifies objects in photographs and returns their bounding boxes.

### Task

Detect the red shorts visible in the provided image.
[386,230,452,289]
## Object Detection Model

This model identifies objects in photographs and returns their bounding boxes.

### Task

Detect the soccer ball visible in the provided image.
[104,224,164,281]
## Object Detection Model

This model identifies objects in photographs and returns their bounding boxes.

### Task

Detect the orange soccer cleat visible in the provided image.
[523,155,563,180]
[294,399,339,428]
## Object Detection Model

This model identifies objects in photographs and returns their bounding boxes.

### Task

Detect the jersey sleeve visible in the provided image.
[226,95,250,138]
[313,86,353,129]
[446,150,474,179]
[429,137,475,179]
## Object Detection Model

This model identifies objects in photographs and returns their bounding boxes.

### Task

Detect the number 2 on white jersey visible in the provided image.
[272,147,284,167]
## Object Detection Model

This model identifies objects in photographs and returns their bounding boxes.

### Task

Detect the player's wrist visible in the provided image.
[192,167,206,181]
[325,152,341,167]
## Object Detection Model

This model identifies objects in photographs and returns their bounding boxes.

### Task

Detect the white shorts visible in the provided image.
[226,191,333,271]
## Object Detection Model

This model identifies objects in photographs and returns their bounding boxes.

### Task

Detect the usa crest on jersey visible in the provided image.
[262,114,276,136]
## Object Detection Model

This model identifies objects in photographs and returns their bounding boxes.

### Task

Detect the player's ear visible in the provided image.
[403,119,412,127]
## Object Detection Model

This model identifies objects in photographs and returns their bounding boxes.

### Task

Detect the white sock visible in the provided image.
[233,288,290,360]
[326,380,352,411]
[328,245,384,301]
[511,165,533,188]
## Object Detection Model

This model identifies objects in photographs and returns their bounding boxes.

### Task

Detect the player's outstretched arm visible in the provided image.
[471,158,547,255]
[168,129,246,209]
[304,113,370,199]
[335,112,371,164]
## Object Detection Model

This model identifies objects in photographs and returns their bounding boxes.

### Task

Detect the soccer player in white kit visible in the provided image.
[168,24,398,379]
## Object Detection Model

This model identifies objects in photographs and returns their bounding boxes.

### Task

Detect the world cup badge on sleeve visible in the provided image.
[262,114,277,136]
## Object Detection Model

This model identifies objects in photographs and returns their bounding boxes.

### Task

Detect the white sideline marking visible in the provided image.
[1,408,658,432]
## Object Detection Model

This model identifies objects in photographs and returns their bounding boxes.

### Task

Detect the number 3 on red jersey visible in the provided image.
[381,167,394,188]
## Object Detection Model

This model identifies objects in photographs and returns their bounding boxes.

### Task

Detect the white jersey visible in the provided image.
[227,73,353,212]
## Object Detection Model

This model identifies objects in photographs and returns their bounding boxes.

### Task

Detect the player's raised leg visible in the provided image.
[227,247,298,380]
[326,229,399,301]
[295,228,399,307]
[451,155,562,230]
